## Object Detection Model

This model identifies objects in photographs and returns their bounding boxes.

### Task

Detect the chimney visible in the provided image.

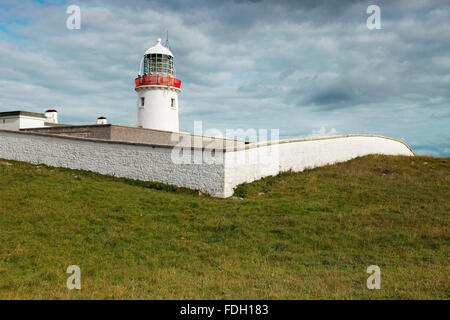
[45,109,58,124]
[97,116,107,125]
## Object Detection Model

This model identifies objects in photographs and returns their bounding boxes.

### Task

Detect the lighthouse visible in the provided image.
[134,38,182,132]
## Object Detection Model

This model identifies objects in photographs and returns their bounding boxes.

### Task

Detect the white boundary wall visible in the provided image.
[0,130,225,197]
[223,136,414,197]
[0,131,414,198]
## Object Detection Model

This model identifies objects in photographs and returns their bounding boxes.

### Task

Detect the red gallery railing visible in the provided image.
[135,75,181,88]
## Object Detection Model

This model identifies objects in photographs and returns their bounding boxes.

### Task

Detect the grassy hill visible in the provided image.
[0,155,448,299]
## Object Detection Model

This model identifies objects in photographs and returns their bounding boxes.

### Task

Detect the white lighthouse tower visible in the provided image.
[134,38,182,132]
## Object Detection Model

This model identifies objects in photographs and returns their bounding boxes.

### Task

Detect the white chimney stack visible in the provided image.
[45,109,58,124]
[97,116,107,124]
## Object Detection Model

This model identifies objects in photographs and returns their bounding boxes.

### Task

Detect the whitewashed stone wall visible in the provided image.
[0,131,225,197]
[224,144,280,197]
[0,131,414,198]
[222,135,414,197]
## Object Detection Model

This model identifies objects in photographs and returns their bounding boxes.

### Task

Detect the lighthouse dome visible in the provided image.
[144,38,173,57]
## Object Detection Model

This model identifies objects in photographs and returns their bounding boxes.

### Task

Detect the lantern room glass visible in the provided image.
[143,54,174,75]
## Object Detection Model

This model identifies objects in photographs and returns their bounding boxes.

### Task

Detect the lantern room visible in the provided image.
[135,38,181,89]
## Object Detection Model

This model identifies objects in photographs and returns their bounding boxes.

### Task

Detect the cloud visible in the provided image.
[308,126,338,138]
[0,0,449,156]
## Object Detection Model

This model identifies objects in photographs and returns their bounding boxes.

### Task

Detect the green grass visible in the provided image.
[0,155,448,299]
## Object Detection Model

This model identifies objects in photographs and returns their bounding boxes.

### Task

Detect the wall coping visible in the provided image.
[0,129,415,155]
[227,134,415,155]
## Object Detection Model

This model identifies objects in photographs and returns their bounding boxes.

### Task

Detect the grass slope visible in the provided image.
[0,155,448,299]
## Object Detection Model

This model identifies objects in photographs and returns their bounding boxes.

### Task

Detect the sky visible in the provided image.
[0,0,449,156]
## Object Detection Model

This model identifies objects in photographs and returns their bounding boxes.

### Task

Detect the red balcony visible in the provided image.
[135,75,181,89]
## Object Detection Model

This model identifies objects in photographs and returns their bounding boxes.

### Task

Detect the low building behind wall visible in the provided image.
[0,111,48,131]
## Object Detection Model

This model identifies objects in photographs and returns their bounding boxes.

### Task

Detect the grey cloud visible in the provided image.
[0,0,449,155]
